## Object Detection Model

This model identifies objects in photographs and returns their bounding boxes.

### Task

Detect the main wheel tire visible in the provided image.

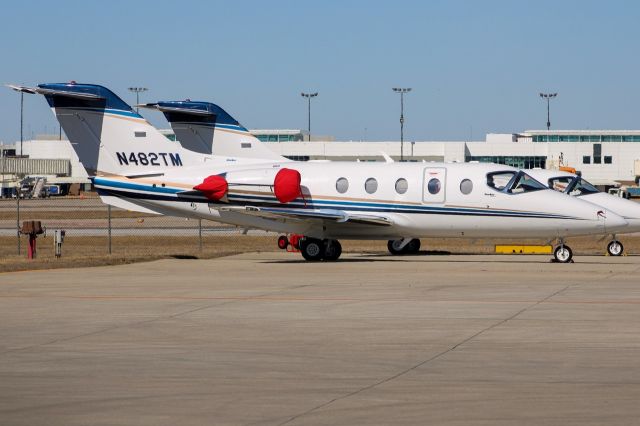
[388,239,405,255]
[607,240,624,256]
[323,239,342,261]
[554,245,573,263]
[406,238,421,254]
[300,238,323,261]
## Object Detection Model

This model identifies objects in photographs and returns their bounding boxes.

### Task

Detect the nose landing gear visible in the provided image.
[607,239,624,256]
[553,240,574,263]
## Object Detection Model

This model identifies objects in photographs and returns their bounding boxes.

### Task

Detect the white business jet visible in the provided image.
[7,83,628,263]
[527,168,640,256]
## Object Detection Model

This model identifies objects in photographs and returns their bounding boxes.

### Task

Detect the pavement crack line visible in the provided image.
[278,284,571,426]
[0,281,318,356]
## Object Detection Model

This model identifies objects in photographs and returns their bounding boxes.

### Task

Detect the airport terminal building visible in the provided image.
[2,129,640,196]
[259,130,640,185]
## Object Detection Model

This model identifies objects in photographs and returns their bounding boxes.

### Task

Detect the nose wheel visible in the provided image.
[607,240,624,256]
[553,244,573,263]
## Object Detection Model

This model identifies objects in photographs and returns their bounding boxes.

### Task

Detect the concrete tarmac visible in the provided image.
[1,252,640,425]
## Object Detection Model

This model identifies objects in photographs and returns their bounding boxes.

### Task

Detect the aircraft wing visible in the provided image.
[217,206,393,226]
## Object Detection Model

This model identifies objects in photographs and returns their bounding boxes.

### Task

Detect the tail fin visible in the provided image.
[140,100,285,161]
[14,83,203,176]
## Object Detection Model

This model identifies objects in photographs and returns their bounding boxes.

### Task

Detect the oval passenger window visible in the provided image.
[365,178,378,194]
[460,179,473,195]
[427,178,441,195]
[395,178,408,194]
[336,177,349,194]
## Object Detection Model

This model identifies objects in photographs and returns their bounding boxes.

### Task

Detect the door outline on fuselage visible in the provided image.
[423,167,446,203]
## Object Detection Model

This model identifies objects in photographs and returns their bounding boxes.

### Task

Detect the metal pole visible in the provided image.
[301,92,318,142]
[128,87,148,114]
[539,92,557,131]
[308,96,311,141]
[400,91,404,162]
[16,194,20,255]
[108,205,112,254]
[20,92,24,156]
[198,219,203,252]
[393,88,411,162]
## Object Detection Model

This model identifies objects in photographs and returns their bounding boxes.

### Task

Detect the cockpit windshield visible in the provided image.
[548,176,600,196]
[487,171,547,194]
[487,171,516,191]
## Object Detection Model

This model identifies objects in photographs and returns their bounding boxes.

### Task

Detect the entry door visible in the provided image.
[423,168,446,203]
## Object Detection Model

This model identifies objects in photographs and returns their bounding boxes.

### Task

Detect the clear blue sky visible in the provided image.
[1,0,640,143]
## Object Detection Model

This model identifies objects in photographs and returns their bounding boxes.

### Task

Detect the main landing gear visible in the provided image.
[277,235,342,261]
[607,238,624,256]
[387,238,421,255]
[553,239,574,263]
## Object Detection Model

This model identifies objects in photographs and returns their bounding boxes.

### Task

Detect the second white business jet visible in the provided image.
[528,168,640,256]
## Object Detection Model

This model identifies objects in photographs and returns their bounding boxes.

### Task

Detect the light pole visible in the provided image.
[128,87,148,113]
[7,85,32,156]
[301,92,318,141]
[393,87,412,161]
[539,92,557,131]
[20,91,24,156]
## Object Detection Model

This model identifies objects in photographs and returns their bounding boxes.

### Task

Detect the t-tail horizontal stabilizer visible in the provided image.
[139,100,285,161]
[7,82,202,177]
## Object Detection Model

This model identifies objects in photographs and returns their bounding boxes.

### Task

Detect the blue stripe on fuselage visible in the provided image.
[93,178,578,220]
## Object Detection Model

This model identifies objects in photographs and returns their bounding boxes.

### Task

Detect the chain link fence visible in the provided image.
[0,193,278,261]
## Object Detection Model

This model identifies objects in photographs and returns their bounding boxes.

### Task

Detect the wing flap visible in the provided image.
[216,206,392,226]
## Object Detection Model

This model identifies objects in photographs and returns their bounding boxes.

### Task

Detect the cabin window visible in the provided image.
[459,179,473,195]
[427,178,441,195]
[364,178,378,194]
[336,177,349,194]
[395,178,408,194]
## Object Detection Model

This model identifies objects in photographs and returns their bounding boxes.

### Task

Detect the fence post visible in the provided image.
[198,218,203,252]
[108,204,112,254]
[16,194,20,255]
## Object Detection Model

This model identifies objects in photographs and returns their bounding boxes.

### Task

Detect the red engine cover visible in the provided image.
[274,168,301,203]
[193,175,228,201]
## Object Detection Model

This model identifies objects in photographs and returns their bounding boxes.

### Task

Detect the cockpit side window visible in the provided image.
[508,172,547,194]
[569,178,600,196]
[548,177,573,193]
[486,171,516,191]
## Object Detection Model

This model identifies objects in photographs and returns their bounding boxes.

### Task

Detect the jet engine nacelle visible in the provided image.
[222,167,302,204]
[193,175,228,201]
